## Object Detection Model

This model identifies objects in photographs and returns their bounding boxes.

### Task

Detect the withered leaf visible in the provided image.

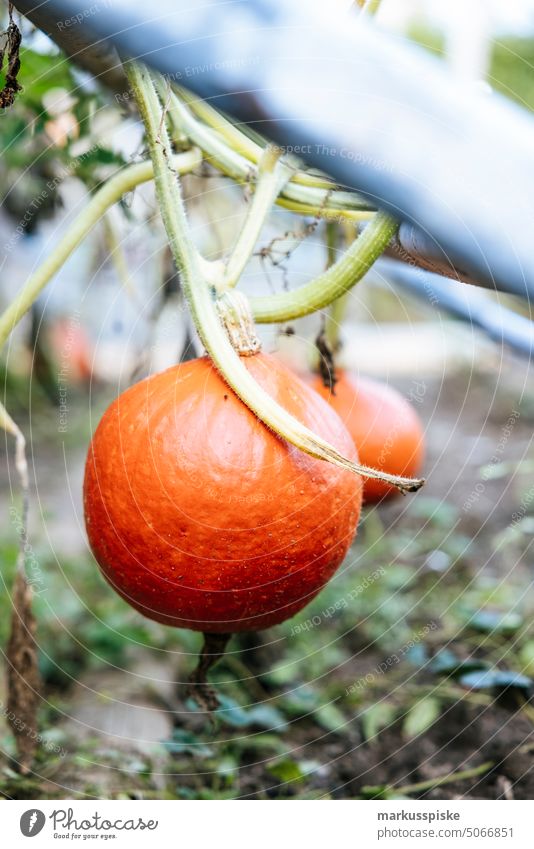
[5,564,41,774]
[0,17,22,110]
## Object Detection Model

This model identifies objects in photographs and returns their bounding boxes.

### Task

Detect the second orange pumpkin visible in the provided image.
[311,371,425,502]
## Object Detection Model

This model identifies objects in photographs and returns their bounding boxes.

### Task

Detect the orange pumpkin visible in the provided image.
[84,354,362,632]
[311,371,424,502]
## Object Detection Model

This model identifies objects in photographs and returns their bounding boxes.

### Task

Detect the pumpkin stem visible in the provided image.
[216,290,262,356]
[186,632,232,712]
[315,325,338,393]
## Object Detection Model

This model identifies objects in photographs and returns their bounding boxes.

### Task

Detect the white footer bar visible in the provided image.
[3,799,533,848]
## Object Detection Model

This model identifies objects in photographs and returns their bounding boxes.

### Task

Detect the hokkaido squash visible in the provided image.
[84,354,362,633]
[310,371,425,502]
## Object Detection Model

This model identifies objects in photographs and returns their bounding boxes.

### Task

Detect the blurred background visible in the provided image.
[1,0,534,800]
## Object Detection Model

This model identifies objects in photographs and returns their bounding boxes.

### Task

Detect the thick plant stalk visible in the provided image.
[249,211,399,323]
[0,150,201,350]
[124,61,424,495]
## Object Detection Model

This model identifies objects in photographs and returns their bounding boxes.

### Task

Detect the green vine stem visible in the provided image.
[178,87,262,165]
[162,84,247,179]
[222,146,291,289]
[325,291,350,354]
[165,86,375,222]
[125,61,424,495]
[324,223,355,354]
[363,760,494,799]
[180,86,361,193]
[358,0,384,15]
[276,197,373,223]
[250,211,399,323]
[0,149,201,350]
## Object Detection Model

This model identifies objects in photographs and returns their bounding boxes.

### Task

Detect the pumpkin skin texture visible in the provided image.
[311,371,424,502]
[84,354,362,633]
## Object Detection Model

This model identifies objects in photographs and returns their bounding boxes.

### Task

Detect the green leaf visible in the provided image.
[405,642,428,667]
[361,702,396,743]
[519,640,534,675]
[248,703,288,730]
[403,697,441,739]
[127,758,151,775]
[17,48,76,107]
[163,729,213,757]
[264,663,301,686]
[479,459,534,480]
[213,696,251,728]
[314,702,346,733]
[267,757,305,783]
[360,784,393,799]
[430,650,489,678]
[215,695,288,730]
[237,734,287,755]
[468,610,523,635]
[216,756,238,780]
[383,564,416,591]
[75,146,128,183]
[279,686,320,717]
[176,787,197,799]
[409,497,459,526]
[460,669,532,693]
[360,785,410,800]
